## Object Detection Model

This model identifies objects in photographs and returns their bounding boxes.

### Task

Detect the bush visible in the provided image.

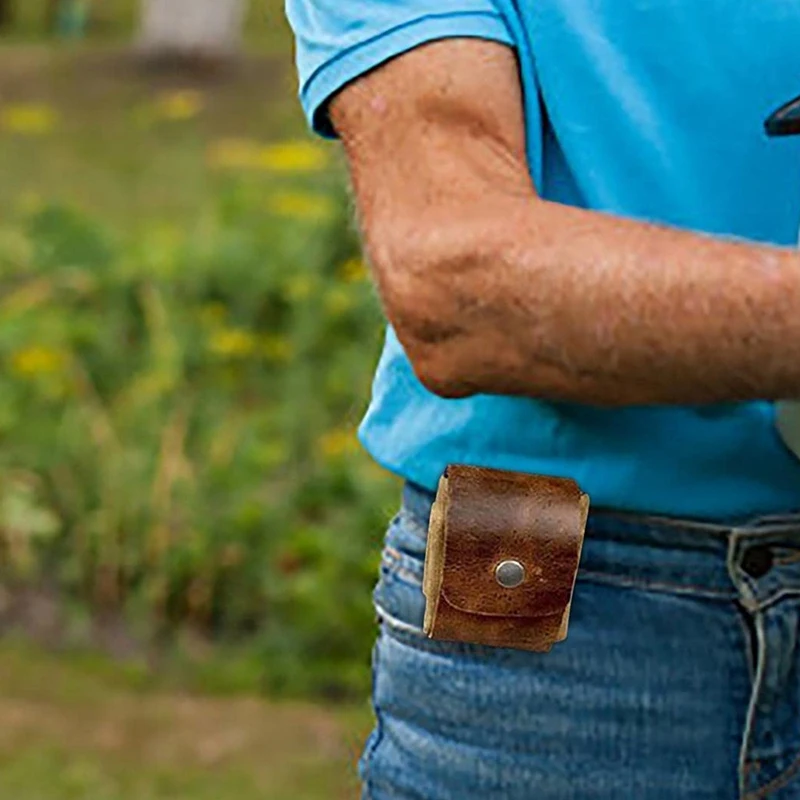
[0,157,399,698]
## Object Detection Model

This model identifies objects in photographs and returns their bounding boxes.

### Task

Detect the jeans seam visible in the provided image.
[381,551,733,600]
[578,569,733,600]
[738,610,767,797]
[384,565,422,587]
[374,603,426,637]
[772,551,800,565]
[360,632,386,799]
[397,507,429,540]
[375,602,499,657]
[733,605,757,685]
[401,504,735,599]
[743,749,800,799]
[381,547,423,586]
[749,586,800,614]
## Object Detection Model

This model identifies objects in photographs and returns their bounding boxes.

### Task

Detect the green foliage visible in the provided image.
[0,164,398,698]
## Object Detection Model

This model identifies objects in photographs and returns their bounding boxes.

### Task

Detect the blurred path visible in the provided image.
[0,645,369,799]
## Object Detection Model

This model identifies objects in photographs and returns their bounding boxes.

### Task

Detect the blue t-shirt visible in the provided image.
[287,0,800,520]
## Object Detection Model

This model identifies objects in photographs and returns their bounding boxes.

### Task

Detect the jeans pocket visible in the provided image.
[373,508,429,638]
[373,505,531,659]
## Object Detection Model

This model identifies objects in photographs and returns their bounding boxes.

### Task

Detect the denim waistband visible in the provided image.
[403,481,800,542]
[401,480,800,607]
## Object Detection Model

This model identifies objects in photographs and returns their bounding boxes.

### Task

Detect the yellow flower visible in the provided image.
[260,335,294,362]
[206,139,330,173]
[284,275,315,302]
[324,286,355,316]
[266,191,336,222]
[208,327,257,357]
[257,140,329,172]
[10,346,67,376]
[317,428,359,460]
[154,90,204,121]
[339,258,369,283]
[206,138,262,170]
[1,104,57,135]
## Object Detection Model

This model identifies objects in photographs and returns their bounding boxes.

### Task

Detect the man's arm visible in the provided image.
[331,38,800,406]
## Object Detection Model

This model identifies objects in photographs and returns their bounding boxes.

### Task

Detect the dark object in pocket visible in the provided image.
[422,464,589,653]
[765,93,800,137]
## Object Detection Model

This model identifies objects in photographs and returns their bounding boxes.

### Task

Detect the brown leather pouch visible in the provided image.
[422,464,589,653]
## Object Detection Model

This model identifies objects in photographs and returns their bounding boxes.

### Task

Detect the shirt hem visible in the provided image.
[299,10,514,137]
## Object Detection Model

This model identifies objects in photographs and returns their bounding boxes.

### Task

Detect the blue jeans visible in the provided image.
[359,481,800,799]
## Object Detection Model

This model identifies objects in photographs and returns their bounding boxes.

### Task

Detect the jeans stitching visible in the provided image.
[733,606,758,685]
[381,547,423,586]
[386,500,800,797]
[737,608,768,796]
[398,507,737,599]
[578,569,733,600]
[382,545,734,599]
[360,632,386,799]
[375,603,426,637]
[772,551,800,565]
[749,586,800,614]
[743,749,800,799]
[397,507,428,539]
[375,602,499,657]
[385,564,423,587]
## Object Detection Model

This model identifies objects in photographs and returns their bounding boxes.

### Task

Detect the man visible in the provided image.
[287,2,800,797]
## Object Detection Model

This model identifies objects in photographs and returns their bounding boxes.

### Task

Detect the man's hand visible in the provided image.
[331,39,800,405]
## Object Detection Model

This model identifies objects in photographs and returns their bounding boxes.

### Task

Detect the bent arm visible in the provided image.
[331,39,800,405]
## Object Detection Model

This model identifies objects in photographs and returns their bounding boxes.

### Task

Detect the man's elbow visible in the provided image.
[389,293,479,400]
[366,218,490,399]
[408,341,480,399]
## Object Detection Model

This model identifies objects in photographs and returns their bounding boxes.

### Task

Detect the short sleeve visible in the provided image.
[285,0,514,137]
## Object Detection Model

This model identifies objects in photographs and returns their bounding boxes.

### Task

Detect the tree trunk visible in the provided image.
[138,0,246,62]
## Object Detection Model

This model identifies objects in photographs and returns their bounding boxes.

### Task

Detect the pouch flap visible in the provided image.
[440,466,588,619]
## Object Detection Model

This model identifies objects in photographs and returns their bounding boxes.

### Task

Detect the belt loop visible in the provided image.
[727,529,760,612]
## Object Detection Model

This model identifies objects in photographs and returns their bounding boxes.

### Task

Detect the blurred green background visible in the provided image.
[0,1,398,796]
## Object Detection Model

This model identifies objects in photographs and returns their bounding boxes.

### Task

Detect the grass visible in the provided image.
[0,642,373,799]
[0,43,306,222]
[0,2,305,221]
[0,11,388,796]
[0,11,398,701]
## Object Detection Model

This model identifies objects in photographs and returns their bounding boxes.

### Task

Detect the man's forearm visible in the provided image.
[385,196,800,406]
[329,38,800,406]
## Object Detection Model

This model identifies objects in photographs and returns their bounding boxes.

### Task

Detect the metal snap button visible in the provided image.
[741,546,773,579]
[495,559,525,588]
